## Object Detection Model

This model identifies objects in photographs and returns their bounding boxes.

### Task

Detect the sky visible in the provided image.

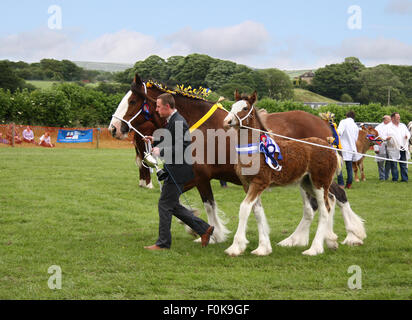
[1,0,412,70]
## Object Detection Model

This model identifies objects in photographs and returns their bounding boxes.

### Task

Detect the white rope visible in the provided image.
[220,106,412,165]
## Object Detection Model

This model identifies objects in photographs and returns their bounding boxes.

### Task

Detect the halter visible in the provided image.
[111,83,151,140]
[231,103,255,127]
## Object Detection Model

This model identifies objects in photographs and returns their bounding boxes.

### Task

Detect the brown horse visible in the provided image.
[223,91,338,256]
[109,74,366,246]
[353,125,380,182]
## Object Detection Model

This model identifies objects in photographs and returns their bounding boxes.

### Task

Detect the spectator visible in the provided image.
[6,125,22,144]
[39,132,55,148]
[22,126,35,144]
[337,111,361,189]
[219,180,228,188]
[0,132,9,144]
[386,112,410,182]
[374,115,392,181]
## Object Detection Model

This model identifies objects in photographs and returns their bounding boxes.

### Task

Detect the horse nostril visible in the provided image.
[111,126,116,136]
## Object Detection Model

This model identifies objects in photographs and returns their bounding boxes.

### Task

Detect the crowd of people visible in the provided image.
[337,111,411,188]
[0,125,55,148]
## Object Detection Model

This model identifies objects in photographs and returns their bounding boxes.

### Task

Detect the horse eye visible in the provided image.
[130,100,136,105]
[243,107,248,111]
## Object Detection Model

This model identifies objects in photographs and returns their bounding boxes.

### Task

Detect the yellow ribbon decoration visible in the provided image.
[189,103,224,133]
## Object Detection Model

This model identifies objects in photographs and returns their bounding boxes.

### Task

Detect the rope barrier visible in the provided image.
[218,106,412,165]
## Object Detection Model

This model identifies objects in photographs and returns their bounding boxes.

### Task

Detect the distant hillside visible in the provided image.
[73,61,133,72]
[293,88,338,103]
[283,69,316,79]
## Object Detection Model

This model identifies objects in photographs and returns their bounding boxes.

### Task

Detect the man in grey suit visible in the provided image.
[144,93,214,251]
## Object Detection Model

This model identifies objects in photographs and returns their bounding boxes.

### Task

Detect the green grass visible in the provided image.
[27,80,59,90]
[293,88,338,103]
[1,148,411,299]
[27,80,99,90]
[284,69,315,79]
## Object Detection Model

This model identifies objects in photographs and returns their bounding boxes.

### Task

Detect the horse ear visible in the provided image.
[249,91,257,105]
[134,73,143,86]
[234,89,241,101]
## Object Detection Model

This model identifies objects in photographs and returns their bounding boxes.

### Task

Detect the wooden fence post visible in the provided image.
[96,128,100,149]
[11,123,15,147]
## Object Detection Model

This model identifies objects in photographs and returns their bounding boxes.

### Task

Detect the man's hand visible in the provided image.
[152,147,160,157]
[144,136,154,143]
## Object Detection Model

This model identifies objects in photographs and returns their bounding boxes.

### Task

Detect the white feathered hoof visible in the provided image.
[194,237,217,244]
[326,233,339,250]
[302,246,324,256]
[342,233,364,246]
[326,239,339,250]
[225,243,246,257]
[277,235,309,247]
[251,245,272,256]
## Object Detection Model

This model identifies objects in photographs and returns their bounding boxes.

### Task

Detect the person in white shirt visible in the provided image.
[386,112,410,182]
[373,115,391,180]
[337,111,361,189]
[39,132,55,148]
[22,126,35,144]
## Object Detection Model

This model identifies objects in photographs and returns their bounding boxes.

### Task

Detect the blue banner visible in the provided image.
[57,129,93,143]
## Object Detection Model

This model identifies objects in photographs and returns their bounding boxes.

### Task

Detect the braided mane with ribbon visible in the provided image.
[146,80,212,101]
[319,112,342,150]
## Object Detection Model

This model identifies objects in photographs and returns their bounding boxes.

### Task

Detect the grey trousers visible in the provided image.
[156,182,210,248]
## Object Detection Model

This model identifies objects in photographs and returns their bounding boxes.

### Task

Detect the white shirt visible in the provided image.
[23,129,34,140]
[338,117,361,161]
[373,122,390,161]
[39,135,51,144]
[166,109,177,123]
[386,122,411,160]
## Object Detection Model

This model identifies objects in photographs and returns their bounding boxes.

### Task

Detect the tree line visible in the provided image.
[115,54,294,101]
[1,54,412,127]
[2,83,411,128]
[0,59,115,89]
[306,57,412,106]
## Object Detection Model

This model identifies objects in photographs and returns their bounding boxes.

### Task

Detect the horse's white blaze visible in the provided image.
[224,100,248,125]
[109,90,132,138]
[231,100,248,115]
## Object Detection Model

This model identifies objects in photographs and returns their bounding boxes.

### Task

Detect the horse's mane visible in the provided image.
[254,105,270,133]
[145,80,212,102]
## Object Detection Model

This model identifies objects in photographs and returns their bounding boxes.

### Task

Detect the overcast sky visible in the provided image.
[1,0,412,69]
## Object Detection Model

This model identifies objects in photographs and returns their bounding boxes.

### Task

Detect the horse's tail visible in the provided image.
[335,151,343,176]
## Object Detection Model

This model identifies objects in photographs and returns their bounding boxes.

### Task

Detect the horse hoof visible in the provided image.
[341,233,364,246]
[326,239,339,250]
[251,247,272,256]
[302,247,324,256]
[225,245,245,257]
[278,237,308,247]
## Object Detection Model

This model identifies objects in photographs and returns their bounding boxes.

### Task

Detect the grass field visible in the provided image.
[293,88,338,103]
[1,148,411,300]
